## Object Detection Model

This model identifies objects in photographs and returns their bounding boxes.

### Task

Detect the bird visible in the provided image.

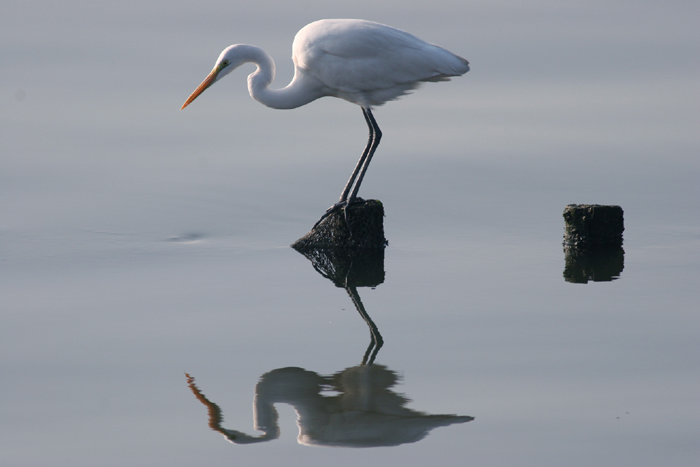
[181,19,469,225]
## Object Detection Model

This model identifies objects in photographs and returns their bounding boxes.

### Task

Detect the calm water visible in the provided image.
[2,1,699,466]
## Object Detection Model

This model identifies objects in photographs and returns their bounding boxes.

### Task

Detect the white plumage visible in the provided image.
[291,19,469,107]
[182,19,469,216]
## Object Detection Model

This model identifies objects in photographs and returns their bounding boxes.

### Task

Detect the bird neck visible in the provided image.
[242,46,325,110]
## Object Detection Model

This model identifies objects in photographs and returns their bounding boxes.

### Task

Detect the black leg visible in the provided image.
[338,107,376,203]
[348,108,381,202]
[312,107,379,229]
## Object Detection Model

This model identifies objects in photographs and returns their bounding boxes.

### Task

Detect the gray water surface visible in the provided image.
[2,1,699,466]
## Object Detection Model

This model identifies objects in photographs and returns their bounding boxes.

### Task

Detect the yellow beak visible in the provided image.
[181,65,221,110]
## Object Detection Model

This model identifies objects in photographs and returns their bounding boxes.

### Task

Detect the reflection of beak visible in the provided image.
[181,64,222,109]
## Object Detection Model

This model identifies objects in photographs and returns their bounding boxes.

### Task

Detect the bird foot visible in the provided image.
[312,197,365,230]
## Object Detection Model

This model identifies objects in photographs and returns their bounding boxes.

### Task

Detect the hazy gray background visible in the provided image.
[2,1,699,466]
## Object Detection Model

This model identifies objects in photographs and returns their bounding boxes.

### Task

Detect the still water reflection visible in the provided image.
[186,365,473,448]
[295,246,387,364]
[185,247,474,448]
[563,246,625,283]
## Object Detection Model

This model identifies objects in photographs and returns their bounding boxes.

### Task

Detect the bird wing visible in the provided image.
[293,20,468,106]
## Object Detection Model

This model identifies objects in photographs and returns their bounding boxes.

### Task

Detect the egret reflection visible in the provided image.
[186,365,473,447]
[185,247,473,447]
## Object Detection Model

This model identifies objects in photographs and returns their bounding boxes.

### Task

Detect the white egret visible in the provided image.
[182,19,469,220]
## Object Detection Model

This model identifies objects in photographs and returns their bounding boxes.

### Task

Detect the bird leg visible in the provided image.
[348,108,381,202]
[312,108,381,230]
[338,107,377,204]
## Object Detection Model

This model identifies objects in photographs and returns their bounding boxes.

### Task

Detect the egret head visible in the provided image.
[181,45,248,110]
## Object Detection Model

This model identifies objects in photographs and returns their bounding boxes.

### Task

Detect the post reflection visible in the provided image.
[185,247,473,447]
[563,246,625,283]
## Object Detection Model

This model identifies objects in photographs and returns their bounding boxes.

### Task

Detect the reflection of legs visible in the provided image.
[346,285,384,365]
